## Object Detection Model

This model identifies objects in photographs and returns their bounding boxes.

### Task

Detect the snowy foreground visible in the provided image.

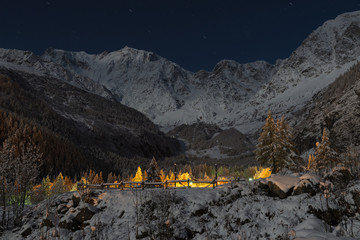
[4,173,360,240]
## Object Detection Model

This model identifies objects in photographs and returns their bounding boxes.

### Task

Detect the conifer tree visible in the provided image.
[133,166,143,182]
[142,170,148,182]
[159,169,166,182]
[314,128,339,174]
[275,116,296,170]
[255,111,278,172]
[107,172,117,183]
[255,112,296,173]
[146,157,161,182]
[51,173,65,196]
[41,176,51,198]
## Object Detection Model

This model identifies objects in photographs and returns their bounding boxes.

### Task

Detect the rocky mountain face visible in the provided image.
[167,122,254,159]
[39,11,360,135]
[294,61,360,153]
[1,11,360,154]
[0,68,180,176]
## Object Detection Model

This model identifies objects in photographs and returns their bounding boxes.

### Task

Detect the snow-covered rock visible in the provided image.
[267,175,300,198]
[292,216,339,240]
[4,179,360,239]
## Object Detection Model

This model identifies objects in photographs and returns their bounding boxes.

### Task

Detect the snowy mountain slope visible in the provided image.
[234,10,360,134]
[0,48,116,101]
[40,10,360,134]
[41,47,274,127]
[1,11,360,140]
[41,47,194,119]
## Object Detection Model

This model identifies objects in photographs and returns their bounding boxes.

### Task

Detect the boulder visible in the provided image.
[66,200,74,209]
[41,218,54,228]
[293,179,318,196]
[57,203,68,214]
[192,203,208,217]
[41,212,59,228]
[325,166,352,187]
[267,175,300,199]
[20,224,32,237]
[59,214,80,231]
[299,173,320,185]
[268,181,289,199]
[72,193,80,208]
[74,202,99,223]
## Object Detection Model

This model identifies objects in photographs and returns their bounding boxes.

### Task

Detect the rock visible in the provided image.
[192,204,208,217]
[74,202,99,223]
[66,200,74,209]
[41,212,60,228]
[41,218,54,228]
[308,205,342,226]
[119,210,125,218]
[293,179,318,196]
[20,224,32,237]
[255,179,269,192]
[136,226,149,239]
[268,181,289,199]
[59,214,80,231]
[330,166,352,181]
[72,193,80,208]
[267,175,300,199]
[299,173,320,185]
[57,203,68,214]
[325,166,353,188]
[68,207,76,213]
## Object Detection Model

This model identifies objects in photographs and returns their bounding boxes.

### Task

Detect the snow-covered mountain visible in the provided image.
[1,11,360,138]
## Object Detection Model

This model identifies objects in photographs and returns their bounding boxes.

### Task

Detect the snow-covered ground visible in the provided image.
[5,172,360,240]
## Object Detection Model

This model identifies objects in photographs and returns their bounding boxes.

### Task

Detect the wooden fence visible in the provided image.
[78,178,243,190]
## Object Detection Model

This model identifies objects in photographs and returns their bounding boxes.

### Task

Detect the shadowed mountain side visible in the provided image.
[0,68,181,177]
[167,122,254,159]
[294,61,360,153]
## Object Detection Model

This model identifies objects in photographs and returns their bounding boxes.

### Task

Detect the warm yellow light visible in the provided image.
[253,168,271,180]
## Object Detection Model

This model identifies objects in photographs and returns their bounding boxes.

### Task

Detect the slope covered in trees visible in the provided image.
[0,68,181,177]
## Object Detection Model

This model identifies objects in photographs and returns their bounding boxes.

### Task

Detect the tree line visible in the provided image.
[255,111,359,176]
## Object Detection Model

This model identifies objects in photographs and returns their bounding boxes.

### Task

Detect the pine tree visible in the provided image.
[314,128,339,174]
[255,111,278,172]
[107,172,117,183]
[146,157,161,182]
[64,176,72,191]
[132,167,143,182]
[142,170,148,182]
[51,173,65,196]
[159,169,166,182]
[41,176,51,198]
[255,112,296,173]
[275,116,296,170]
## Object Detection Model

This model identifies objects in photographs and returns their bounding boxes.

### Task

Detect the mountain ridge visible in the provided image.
[1,10,360,154]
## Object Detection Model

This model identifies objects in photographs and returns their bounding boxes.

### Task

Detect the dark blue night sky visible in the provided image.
[1,0,360,71]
